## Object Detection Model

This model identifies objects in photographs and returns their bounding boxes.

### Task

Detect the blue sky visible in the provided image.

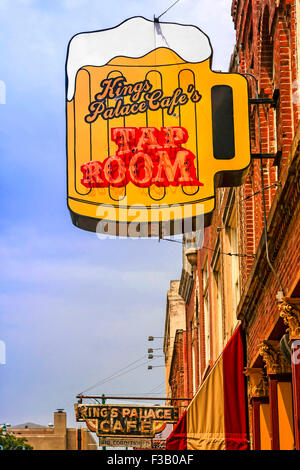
[0,0,235,428]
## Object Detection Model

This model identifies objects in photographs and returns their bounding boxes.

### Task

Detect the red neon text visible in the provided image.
[81,127,203,189]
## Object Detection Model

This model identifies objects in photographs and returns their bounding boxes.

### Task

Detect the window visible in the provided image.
[192,335,197,396]
[213,258,223,354]
[226,209,240,323]
[202,259,211,365]
[218,188,225,208]
[195,293,201,381]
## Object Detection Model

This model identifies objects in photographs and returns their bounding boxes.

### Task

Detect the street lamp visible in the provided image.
[148,336,165,341]
[148,354,164,359]
[0,424,10,436]
[185,248,198,268]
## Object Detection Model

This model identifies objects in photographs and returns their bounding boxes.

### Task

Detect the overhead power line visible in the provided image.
[161,237,255,258]
[146,381,166,394]
[79,355,147,394]
[107,381,166,396]
[95,362,149,387]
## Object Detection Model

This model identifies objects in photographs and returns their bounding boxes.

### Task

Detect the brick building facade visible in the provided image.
[164,0,300,450]
[163,281,189,417]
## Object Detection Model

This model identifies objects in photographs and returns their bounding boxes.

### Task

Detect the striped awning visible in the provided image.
[166,326,248,450]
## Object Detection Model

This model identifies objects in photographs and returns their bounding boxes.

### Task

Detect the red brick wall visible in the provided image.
[230,0,299,366]
[167,1,299,430]
[232,0,298,263]
[168,330,189,416]
[182,0,299,398]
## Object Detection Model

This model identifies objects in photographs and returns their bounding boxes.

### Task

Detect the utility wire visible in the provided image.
[108,382,167,396]
[147,381,166,393]
[96,362,149,387]
[161,237,255,258]
[79,355,147,394]
[83,362,149,393]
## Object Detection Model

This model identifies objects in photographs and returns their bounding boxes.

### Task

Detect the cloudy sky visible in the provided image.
[0,0,235,428]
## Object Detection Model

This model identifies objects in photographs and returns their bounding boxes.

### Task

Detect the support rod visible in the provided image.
[77,395,191,401]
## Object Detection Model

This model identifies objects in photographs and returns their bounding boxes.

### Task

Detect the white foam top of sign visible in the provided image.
[66,17,212,101]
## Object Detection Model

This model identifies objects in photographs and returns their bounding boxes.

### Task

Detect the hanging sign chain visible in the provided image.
[155,0,182,21]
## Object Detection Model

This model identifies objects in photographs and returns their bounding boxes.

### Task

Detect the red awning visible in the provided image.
[166,326,248,450]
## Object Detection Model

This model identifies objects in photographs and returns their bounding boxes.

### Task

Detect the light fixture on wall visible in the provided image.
[185,248,198,277]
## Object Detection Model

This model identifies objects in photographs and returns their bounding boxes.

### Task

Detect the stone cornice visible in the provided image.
[259,340,291,375]
[244,367,269,398]
[279,297,300,340]
[179,269,194,305]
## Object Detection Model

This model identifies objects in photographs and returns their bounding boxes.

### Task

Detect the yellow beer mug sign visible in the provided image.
[66,17,250,237]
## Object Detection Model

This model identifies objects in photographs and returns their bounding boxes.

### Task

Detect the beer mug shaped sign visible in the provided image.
[66,17,250,237]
